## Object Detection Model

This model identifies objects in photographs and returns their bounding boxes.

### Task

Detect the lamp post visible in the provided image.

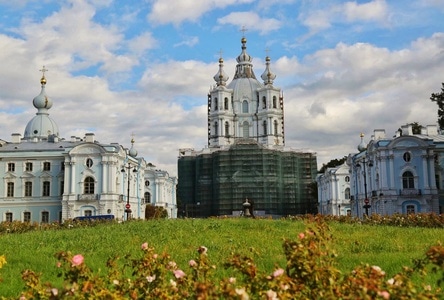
[121,163,137,221]
[357,158,372,217]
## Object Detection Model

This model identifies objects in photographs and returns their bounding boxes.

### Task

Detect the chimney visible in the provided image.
[401,124,413,136]
[426,125,438,135]
[373,129,386,140]
[11,133,21,144]
[85,133,95,143]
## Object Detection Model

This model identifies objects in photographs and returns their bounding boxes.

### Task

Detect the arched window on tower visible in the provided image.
[273,96,277,108]
[263,120,267,135]
[345,188,350,199]
[243,121,249,138]
[214,122,218,137]
[224,97,229,110]
[402,171,414,189]
[214,97,218,111]
[262,96,266,109]
[274,120,278,136]
[225,122,229,137]
[242,100,248,113]
[84,176,95,194]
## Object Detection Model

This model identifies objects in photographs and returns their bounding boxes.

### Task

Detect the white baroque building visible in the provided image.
[0,71,177,223]
[316,163,351,216]
[318,124,442,217]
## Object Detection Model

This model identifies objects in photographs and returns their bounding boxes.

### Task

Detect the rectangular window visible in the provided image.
[42,181,50,197]
[43,162,51,171]
[41,211,49,223]
[7,163,15,172]
[7,182,14,197]
[25,182,32,197]
[5,212,13,222]
[24,212,31,222]
[25,162,33,172]
[84,210,92,216]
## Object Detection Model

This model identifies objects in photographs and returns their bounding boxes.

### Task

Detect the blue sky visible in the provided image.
[0,0,444,176]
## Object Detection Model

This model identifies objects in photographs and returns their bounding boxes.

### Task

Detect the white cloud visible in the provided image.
[174,36,199,48]
[148,0,254,25]
[217,11,282,34]
[343,0,388,23]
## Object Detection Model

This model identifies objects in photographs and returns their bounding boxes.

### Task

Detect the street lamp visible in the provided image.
[121,163,137,220]
[356,157,373,217]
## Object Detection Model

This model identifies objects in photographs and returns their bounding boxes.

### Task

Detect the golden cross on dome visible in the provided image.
[39,66,48,77]
[131,132,135,144]
[265,48,271,57]
[240,26,248,37]
[218,48,223,59]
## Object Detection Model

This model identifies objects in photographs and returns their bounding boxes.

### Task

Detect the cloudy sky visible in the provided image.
[1,0,443,177]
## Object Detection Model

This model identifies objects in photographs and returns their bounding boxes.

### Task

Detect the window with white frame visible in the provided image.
[5,212,13,222]
[144,192,151,204]
[41,211,49,223]
[7,182,14,197]
[43,162,51,171]
[42,181,50,196]
[242,100,248,113]
[25,181,32,197]
[24,212,31,222]
[7,163,15,172]
[345,188,350,199]
[25,162,33,172]
[84,176,95,194]
[402,171,414,189]
[224,97,229,110]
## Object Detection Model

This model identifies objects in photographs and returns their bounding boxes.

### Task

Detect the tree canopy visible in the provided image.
[319,156,347,173]
[430,83,444,130]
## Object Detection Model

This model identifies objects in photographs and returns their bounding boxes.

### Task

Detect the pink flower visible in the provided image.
[229,277,236,284]
[273,268,285,277]
[173,269,186,279]
[141,242,148,250]
[298,232,305,239]
[71,254,84,267]
[189,259,197,267]
[56,262,61,268]
[146,275,156,283]
[378,291,390,299]
[266,289,278,300]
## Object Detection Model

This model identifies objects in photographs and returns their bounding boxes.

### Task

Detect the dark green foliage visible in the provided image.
[319,156,347,173]
[430,83,444,130]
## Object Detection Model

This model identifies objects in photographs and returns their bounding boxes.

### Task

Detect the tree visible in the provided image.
[430,83,444,130]
[319,156,347,173]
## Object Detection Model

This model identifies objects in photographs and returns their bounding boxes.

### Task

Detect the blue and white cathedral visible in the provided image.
[0,69,177,223]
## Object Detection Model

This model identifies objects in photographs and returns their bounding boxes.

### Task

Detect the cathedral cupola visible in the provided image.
[261,56,276,85]
[129,137,138,158]
[24,66,60,140]
[213,57,229,86]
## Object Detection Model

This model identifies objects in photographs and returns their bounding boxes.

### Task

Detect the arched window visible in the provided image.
[242,100,249,113]
[273,96,277,108]
[144,192,151,204]
[214,97,218,110]
[345,188,350,199]
[225,122,229,137]
[243,121,249,138]
[214,122,218,136]
[345,176,350,183]
[262,96,266,109]
[263,120,267,135]
[402,171,414,189]
[224,97,229,110]
[274,120,278,136]
[84,176,95,194]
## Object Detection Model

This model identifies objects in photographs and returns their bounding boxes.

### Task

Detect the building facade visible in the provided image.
[316,163,351,216]
[317,125,443,217]
[178,37,318,217]
[0,71,177,223]
[348,126,441,217]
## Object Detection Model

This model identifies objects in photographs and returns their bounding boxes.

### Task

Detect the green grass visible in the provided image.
[0,218,442,298]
